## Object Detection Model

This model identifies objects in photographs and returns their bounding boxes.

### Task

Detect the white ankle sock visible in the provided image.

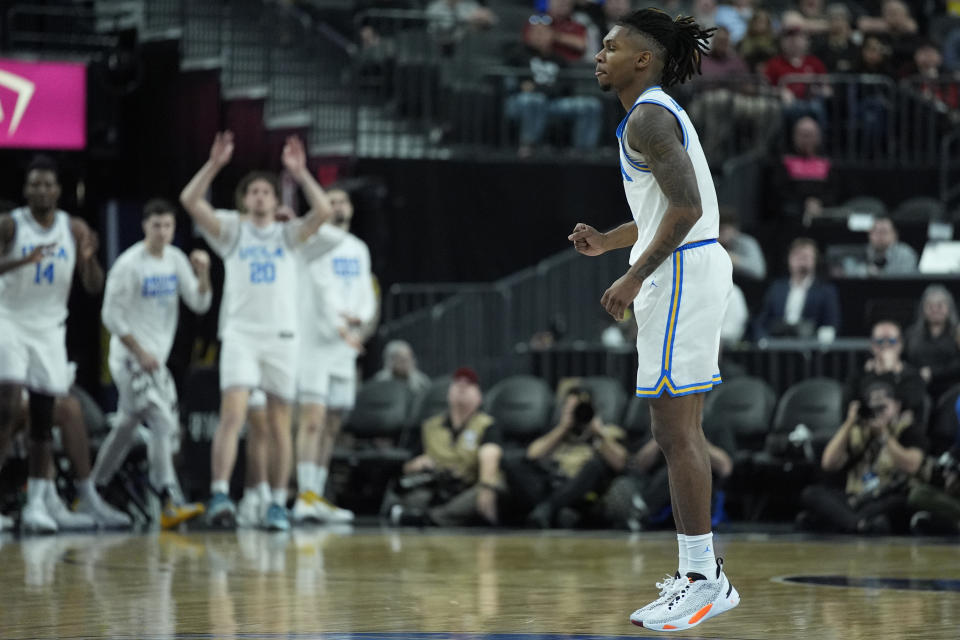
[676,533,688,576]
[210,480,229,496]
[27,478,47,505]
[316,466,329,496]
[272,488,288,507]
[297,462,318,495]
[257,482,271,505]
[75,477,97,501]
[685,532,717,579]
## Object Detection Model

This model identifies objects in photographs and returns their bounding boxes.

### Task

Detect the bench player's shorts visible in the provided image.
[297,346,357,410]
[0,319,70,396]
[219,327,298,403]
[633,239,732,398]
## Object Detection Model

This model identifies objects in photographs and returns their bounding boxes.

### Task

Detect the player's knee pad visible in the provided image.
[28,393,55,442]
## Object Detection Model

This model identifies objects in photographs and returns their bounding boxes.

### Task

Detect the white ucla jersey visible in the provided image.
[102,241,212,365]
[0,208,76,328]
[300,229,376,370]
[207,212,299,337]
[616,86,719,265]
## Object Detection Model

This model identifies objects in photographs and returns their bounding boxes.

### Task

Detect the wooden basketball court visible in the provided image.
[0,528,956,639]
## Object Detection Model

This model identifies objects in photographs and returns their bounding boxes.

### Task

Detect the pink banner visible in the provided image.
[0,59,86,150]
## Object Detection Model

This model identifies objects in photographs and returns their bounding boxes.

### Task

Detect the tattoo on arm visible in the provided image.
[625,105,703,282]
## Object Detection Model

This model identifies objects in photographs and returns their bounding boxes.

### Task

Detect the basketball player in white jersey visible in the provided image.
[92,198,212,529]
[180,132,333,531]
[0,156,107,533]
[568,9,738,632]
[292,188,376,524]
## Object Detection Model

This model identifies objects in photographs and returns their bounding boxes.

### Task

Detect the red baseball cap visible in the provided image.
[452,366,480,387]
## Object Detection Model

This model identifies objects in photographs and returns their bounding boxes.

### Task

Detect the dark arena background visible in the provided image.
[0,1,959,639]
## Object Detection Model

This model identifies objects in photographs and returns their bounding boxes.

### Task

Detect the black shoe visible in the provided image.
[526,502,554,529]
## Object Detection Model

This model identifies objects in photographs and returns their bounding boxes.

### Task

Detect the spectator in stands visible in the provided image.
[800,380,926,534]
[691,0,748,45]
[528,0,589,63]
[718,209,766,281]
[700,26,749,77]
[765,25,829,131]
[754,237,841,339]
[502,386,627,528]
[905,285,960,400]
[858,0,919,71]
[812,3,859,73]
[389,367,502,526]
[605,419,734,530]
[854,34,896,77]
[782,0,830,36]
[773,116,838,224]
[901,40,960,111]
[722,282,749,346]
[689,25,781,164]
[848,320,928,420]
[738,9,778,72]
[592,0,632,37]
[425,0,498,55]
[504,21,603,157]
[373,340,431,394]
[839,216,919,277]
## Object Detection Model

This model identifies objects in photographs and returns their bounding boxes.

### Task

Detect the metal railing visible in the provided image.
[4,1,140,54]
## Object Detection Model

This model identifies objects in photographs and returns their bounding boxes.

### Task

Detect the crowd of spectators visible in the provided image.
[352,0,960,159]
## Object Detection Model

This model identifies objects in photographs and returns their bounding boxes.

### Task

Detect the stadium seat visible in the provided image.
[484,375,553,444]
[343,379,414,440]
[842,196,887,217]
[769,377,844,442]
[703,376,776,460]
[409,375,452,429]
[621,396,652,446]
[746,378,844,520]
[892,196,945,222]
[929,384,960,456]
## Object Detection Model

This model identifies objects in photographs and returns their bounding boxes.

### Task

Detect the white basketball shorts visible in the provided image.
[219,327,298,402]
[633,239,732,398]
[297,346,357,410]
[0,319,70,396]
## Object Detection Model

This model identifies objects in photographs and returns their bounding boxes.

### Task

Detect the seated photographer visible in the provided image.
[800,381,926,534]
[502,387,627,528]
[847,320,928,421]
[603,420,734,531]
[388,367,503,527]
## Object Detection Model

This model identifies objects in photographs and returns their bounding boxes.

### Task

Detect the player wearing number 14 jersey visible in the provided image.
[0,156,107,533]
[180,132,334,531]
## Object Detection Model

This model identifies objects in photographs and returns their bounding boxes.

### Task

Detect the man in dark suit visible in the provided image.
[754,237,841,338]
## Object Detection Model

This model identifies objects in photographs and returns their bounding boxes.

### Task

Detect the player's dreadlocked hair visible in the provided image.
[617,8,715,88]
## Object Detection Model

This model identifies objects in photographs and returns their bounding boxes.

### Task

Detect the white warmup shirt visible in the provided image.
[300,227,376,374]
[102,241,212,363]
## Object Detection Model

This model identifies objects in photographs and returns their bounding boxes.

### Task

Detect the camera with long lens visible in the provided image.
[857,402,880,421]
[571,389,595,429]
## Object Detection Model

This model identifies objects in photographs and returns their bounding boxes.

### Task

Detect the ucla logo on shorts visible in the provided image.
[141,274,178,298]
[333,257,360,278]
